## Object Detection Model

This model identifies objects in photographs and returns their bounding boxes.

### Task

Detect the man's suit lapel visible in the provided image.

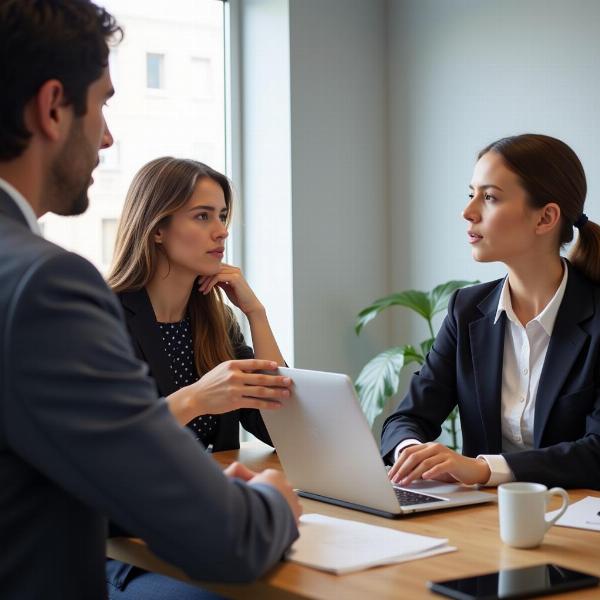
[120,288,178,396]
[0,188,30,228]
[533,263,592,447]
[469,281,505,453]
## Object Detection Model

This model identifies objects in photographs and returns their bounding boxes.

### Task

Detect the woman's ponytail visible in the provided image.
[569,217,600,284]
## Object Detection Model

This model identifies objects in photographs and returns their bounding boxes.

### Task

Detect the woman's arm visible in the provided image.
[199,264,285,365]
[381,290,461,463]
[245,307,285,365]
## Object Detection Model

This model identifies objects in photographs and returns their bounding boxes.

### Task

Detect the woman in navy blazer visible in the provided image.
[105,157,290,599]
[383,134,600,490]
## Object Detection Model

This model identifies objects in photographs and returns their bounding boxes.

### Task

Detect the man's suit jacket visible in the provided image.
[117,288,272,451]
[381,262,600,489]
[0,189,297,600]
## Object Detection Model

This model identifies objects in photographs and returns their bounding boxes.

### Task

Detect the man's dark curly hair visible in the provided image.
[0,0,122,160]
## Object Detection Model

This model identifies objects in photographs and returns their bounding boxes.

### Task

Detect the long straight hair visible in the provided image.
[108,157,237,376]
[478,134,600,283]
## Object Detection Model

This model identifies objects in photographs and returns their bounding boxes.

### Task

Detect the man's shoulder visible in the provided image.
[0,222,112,312]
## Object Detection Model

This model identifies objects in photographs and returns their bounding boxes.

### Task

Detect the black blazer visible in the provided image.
[117,288,272,451]
[0,189,297,599]
[381,262,600,489]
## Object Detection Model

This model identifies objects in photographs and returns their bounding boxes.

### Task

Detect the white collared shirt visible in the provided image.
[478,261,568,484]
[394,261,569,486]
[0,177,42,235]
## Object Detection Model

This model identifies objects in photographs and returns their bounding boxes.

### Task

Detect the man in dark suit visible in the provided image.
[0,2,300,599]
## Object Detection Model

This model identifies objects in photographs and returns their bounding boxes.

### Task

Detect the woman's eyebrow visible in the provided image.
[187,205,228,212]
[468,184,504,191]
[188,205,217,212]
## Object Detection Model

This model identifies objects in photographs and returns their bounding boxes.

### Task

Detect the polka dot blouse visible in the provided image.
[157,316,216,446]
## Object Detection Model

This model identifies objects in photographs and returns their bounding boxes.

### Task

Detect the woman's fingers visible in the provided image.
[390,444,440,482]
[235,397,283,411]
[199,275,218,294]
[240,373,292,388]
[390,443,451,484]
[388,447,416,480]
[392,452,445,485]
[241,385,290,400]
[421,460,454,481]
[229,359,279,372]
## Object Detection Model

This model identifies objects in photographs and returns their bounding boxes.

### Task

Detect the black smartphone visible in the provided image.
[428,563,599,600]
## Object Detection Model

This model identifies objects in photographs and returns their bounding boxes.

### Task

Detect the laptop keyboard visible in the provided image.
[393,487,446,506]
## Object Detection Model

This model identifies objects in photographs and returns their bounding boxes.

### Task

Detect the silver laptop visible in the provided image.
[261,367,494,519]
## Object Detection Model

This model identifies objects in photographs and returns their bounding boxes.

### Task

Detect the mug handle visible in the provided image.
[544,487,569,530]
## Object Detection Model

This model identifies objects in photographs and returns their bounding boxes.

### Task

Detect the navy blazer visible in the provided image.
[118,288,272,451]
[0,189,297,600]
[381,262,600,489]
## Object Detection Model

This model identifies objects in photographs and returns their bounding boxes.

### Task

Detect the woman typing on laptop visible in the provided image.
[383,134,600,491]
[105,157,290,599]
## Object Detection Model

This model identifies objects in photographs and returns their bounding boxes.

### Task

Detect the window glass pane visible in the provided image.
[146,53,164,89]
[39,0,226,275]
[101,218,119,266]
[191,57,213,99]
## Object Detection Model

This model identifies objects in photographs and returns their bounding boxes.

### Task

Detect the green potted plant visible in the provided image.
[355,280,477,451]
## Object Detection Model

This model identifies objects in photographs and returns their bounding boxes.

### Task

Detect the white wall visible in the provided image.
[239,0,390,378]
[389,0,600,346]
[288,0,389,375]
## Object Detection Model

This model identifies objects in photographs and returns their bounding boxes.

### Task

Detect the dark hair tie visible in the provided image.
[574,213,589,229]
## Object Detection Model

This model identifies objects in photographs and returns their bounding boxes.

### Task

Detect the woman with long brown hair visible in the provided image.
[106,157,290,599]
[383,133,600,492]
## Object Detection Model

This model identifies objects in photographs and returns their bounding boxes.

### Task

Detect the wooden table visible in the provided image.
[107,443,600,599]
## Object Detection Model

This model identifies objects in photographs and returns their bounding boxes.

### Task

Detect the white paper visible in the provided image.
[286,513,456,575]
[547,496,600,532]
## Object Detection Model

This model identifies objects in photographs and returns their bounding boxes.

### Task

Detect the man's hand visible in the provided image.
[225,462,302,523]
[251,469,302,523]
[224,461,257,481]
[388,442,491,486]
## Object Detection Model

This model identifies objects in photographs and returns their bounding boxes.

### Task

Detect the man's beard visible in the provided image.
[50,118,95,217]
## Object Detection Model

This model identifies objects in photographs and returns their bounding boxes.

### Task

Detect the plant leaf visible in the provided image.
[355,346,423,425]
[429,280,479,317]
[420,337,434,358]
[355,290,432,334]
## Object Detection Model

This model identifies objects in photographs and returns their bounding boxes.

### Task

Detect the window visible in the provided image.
[102,219,119,266]
[146,53,165,90]
[39,0,227,274]
[191,57,213,99]
[109,48,120,90]
[99,141,120,171]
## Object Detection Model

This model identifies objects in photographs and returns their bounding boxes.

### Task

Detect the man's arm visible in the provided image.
[4,251,298,582]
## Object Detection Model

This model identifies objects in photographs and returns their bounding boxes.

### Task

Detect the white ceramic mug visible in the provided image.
[498,482,569,548]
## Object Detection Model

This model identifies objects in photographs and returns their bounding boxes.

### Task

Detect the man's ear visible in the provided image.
[536,202,561,235]
[30,79,73,142]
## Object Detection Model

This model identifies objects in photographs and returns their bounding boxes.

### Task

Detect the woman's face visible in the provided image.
[463,151,542,264]
[156,177,229,276]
